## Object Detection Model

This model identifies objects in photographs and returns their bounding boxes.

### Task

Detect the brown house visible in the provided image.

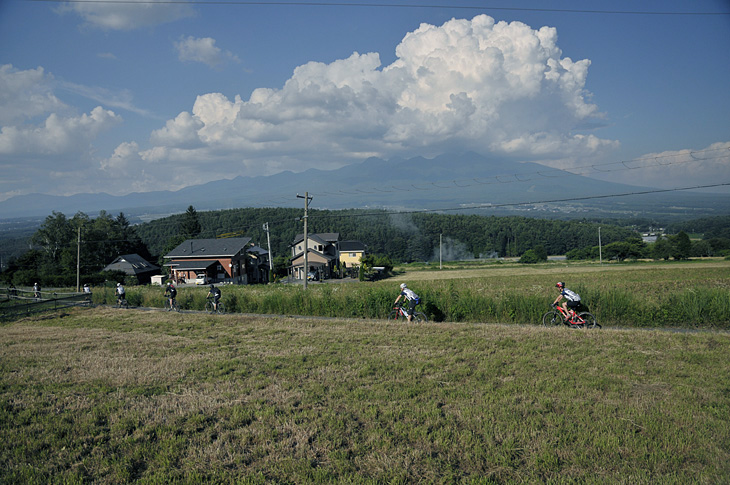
[164,237,269,285]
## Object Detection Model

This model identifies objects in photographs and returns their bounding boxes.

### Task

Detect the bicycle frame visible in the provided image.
[555,305,584,325]
[389,302,427,323]
[543,303,599,329]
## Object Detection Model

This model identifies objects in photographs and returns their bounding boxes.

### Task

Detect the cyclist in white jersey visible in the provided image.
[553,282,581,322]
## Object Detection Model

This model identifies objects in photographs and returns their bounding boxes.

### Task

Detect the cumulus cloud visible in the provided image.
[0,64,69,125]
[131,15,615,181]
[0,106,121,160]
[175,36,241,69]
[59,0,194,31]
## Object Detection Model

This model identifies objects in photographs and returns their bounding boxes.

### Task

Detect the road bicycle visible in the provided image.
[388,301,428,323]
[164,298,180,312]
[116,297,129,309]
[542,303,600,329]
[205,297,225,314]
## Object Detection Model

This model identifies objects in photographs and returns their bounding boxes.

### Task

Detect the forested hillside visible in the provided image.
[135,208,636,263]
[5,207,730,287]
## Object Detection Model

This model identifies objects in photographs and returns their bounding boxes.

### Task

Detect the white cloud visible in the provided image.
[128,14,612,181]
[59,0,194,31]
[175,36,240,69]
[589,142,730,190]
[0,106,121,162]
[0,64,69,125]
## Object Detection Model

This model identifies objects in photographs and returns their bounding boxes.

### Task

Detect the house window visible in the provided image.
[350,253,357,258]
[217,264,223,271]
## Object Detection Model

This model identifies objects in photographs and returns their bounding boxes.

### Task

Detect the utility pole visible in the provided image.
[263,222,273,280]
[598,226,602,265]
[297,192,312,290]
[440,233,442,269]
[76,226,81,292]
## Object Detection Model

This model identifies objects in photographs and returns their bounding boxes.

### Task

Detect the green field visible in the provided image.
[2,261,730,482]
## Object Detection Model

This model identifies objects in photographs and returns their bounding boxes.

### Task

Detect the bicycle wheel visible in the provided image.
[541,310,560,327]
[205,301,214,313]
[120,299,128,309]
[579,312,600,329]
[164,300,171,311]
[172,301,180,312]
[413,312,428,323]
[388,310,400,320]
[216,303,225,314]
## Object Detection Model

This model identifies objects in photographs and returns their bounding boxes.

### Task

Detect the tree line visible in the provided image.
[3,206,730,287]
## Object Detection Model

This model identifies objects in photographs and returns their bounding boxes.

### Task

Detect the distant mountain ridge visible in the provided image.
[1,152,728,219]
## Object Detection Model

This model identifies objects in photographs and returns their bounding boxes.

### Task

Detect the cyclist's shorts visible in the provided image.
[566,299,581,309]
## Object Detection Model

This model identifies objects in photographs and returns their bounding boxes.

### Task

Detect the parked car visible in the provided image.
[195,274,208,285]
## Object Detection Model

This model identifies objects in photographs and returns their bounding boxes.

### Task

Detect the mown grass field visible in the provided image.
[2,260,729,483]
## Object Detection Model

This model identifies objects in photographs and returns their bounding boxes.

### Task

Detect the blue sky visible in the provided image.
[1,0,729,203]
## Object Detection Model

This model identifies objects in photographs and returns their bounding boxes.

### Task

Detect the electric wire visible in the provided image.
[26,0,730,16]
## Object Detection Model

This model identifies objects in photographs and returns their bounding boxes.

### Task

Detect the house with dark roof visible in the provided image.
[163,237,269,285]
[103,254,160,284]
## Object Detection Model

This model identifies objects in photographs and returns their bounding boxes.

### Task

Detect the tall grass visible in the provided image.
[94,261,730,328]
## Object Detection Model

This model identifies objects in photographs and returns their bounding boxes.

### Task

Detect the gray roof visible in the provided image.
[338,240,367,251]
[164,260,218,270]
[104,253,159,275]
[292,233,339,245]
[165,237,252,259]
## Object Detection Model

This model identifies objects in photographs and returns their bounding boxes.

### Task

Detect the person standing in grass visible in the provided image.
[553,282,581,322]
[116,282,126,305]
[394,283,421,323]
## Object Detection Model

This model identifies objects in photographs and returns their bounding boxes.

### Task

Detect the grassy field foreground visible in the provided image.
[1,308,729,483]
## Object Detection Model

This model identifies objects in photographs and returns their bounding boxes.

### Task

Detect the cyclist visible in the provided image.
[553,282,581,322]
[394,283,421,323]
[116,282,126,305]
[207,284,221,312]
[33,282,41,299]
[164,282,177,310]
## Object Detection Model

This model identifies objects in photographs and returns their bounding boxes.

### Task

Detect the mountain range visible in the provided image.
[1,152,728,221]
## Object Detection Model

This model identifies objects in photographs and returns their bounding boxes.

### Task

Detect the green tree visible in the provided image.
[180,205,202,238]
[31,211,74,262]
[672,231,692,260]
[651,235,672,261]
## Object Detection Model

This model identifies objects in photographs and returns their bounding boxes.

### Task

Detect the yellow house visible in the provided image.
[338,240,367,268]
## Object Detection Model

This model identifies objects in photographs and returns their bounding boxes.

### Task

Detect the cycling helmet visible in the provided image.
[556,282,565,289]
[117,282,121,287]
[400,283,407,289]
[210,284,215,289]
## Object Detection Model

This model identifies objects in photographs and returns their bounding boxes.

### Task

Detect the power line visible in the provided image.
[25,0,730,15]
[309,182,730,220]
[304,147,730,202]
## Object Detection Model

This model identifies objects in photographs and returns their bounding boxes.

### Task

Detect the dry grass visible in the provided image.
[1,307,729,483]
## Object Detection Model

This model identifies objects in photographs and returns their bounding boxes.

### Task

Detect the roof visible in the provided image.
[292,233,339,245]
[164,260,218,271]
[338,240,367,251]
[165,237,252,259]
[290,249,336,265]
[103,253,159,275]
